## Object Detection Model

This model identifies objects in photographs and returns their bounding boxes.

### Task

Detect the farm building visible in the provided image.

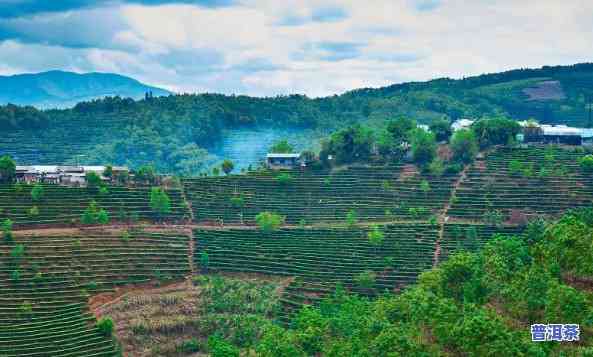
[451,118,474,131]
[266,153,301,170]
[15,165,129,185]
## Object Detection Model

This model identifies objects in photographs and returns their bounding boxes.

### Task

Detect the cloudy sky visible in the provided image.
[0,0,591,97]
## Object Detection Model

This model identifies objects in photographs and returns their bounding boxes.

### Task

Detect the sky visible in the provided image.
[0,0,591,97]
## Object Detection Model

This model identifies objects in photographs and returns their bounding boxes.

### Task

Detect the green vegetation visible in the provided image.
[0,155,15,183]
[30,183,44,202]
[221,159,235,175]
[150,187,172,219]
[255,211,285,232]
[270,139,294,154]
[450,129,478,163]
[579,154,593,173]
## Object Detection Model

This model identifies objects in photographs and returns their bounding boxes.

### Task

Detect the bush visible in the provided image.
[200,251,210,273]
[450,129,478,164]
[31,183,44,202]
[508,160,523,177]
[150,187,171,218]
[255,212,285,232]
[346,209,358,227]
[81,201,100,225]
[28,206,39,217]
[97,209,110,225]
[579,155,593,173]
[410,129,437,168]
[177,338,202,353]
[276,173,293,185]
[428,159,445,176]
[430,118,452,142]
[354,270,376,289]
[96,317,115,337]
[86,171,102,189]
[445,163,464,174]
[221,159,235,175]
[208,335,240,357]
[121,230,131,243]
[2,218,13,243]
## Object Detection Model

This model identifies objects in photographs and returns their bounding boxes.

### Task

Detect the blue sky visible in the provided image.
[0,0,591,97]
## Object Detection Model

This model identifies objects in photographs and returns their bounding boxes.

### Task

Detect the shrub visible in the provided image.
[2,218,13,243]
[450,129,478,163]
[177,338,202,353]
[221,159,235,175]
[10,269,20,283]
[368,225,384,248]
[208,335,240,357]
[150,187,171,219]
[81,201,100,225]
[346,209,358,227]
[420,180,431,195]
[97,209,110,225]
[579,155,593,173]
[230,195,244,208]
[255,212,285,232]
[410,129,437,168]
[508,160,523,177]
[430,118,452,142]
[30,183,44,202]
[28,206,39,217]
[354,270,376,290]
[99,186,109,196]
[86,171,102,189]
[19,301,32,317]
[96,317,115,337]
[0,155,16,183]
[428,159,445,176]
[276,173,293,185]
[121,230,131,243]
[200,251,209,273]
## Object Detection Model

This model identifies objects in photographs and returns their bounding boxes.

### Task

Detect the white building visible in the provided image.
[451,118,474,131]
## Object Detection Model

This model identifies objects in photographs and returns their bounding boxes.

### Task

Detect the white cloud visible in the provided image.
[0,0,592,96]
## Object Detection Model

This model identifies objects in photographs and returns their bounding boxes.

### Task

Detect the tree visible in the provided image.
[420,180,431,196]
[85,171,102,189]
[150,187,171,219]
[97,209,109,225]
[508,160,523,177]
[450,129,478,164]
[410,129,437,168]
[103,165,113,179]
[28,206,39,217]
[136,165,156,184]
[2,218,13,243]
[270,139,294,154]
[96,318,115,337]
[276,173,293,185]
[81,201,100,225]
[471,117,521,148]
[208,335,240,357]
[212,167,220,176]
[430,118,452,142]
[200,251,209,273]
[579,155,593,173]
[354,270,376,290]
[386,117,416,142]
[0,155,16,183]
[368,225,384,254]
[320,124,374,165]
[255,211,285,232]
[221,159,234,175]
[30,183,44,202]
[346,209,358,227]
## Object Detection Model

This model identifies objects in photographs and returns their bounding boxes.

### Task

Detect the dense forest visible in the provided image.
[1,63,593,175]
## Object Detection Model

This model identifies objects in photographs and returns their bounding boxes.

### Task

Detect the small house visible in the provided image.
[451,118,474,131]
[266,153,301,170]
[540,125,582,145]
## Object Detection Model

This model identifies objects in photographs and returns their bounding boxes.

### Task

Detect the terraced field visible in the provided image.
[194,224,439,322]
[448,146,593,221]
[0,229,190,356]
[185,166,459,224]
[440,223,525,260]
[0,184,189,226]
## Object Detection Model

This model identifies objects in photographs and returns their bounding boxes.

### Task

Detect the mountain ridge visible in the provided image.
[0,70,171,109]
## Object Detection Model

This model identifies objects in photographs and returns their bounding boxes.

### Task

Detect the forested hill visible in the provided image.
[1,62,593,175]
[0,70,170,109]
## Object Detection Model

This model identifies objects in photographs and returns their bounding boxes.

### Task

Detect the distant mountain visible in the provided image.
[0,70,171,108]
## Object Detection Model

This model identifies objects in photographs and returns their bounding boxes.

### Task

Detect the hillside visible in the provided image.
[0,144,591,356]
[0,71,170,109]
[1,63,593,174]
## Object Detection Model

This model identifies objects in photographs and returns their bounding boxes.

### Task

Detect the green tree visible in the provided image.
[103,165,113,179]
[579,155,593,173]
[255,211,285,232]
[30,183,44,202]
[508,160,523,177]
[150,187,171,219]
[221,159,235,175]
[368,225,384,254]
[208,335,240,357]
[320,124,374,165]
[96,318,115,337]
[28,206,39,217]
[81,201,100,225]
[420,179,431,196]
[270,140,294,154]
[200,251,209,273]
[136,165,156,184]
[276,173,293,185]
[85,171,102,189]
[212,167,220,176]
[97,209,109,225]
[2,218,13,243]
[346,209,358,227]
[472,117,521,148]
[0,155,16,183]
[429,118,452,142]
[354,270,376,290]
[386,117,416,142]
[450,129,478,164]
[410,129,437,168]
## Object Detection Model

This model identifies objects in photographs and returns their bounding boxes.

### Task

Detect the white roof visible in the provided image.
[266,153,301,159]
[540,124,582,136]
[452,118,474,131]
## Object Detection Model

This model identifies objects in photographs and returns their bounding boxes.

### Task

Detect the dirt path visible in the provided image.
[433,163,471,268]
[186,228,196,287]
